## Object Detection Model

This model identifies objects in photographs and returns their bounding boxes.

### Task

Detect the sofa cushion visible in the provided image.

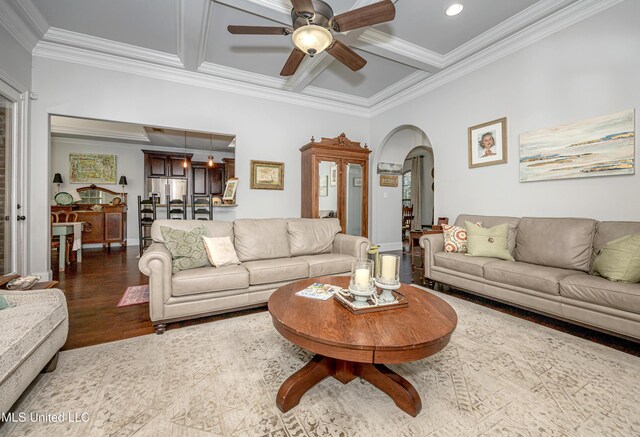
[514,217,596,272]
[234,219,291,262]
[161,226,210,273]
[243,258,309,285]
[297,253,354,277]
[484,261,582,295]
[434,252,496,277]
[465,222,514,261]
[455,214,520,254]
[592,234,640,283]
[152,219,233,243]
[171,265,249,297]
[560,274,640,314]
[592,221,640,268]
[287,218,340,256]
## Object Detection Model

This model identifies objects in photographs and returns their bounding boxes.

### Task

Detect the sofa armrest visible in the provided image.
[138,243,173,322]
[419,234,444,279]
[332,233,370,259]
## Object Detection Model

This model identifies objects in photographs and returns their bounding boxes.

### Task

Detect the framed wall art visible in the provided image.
[377,162,403,175]
[330,164,337,186]
[250,160,284,190]
[353,177,362,187]
[468,117,507,168]
[379,175,398,187]
[319,175,328,197]
[223,178,239,201]
[520,109,634,182]
[69,153,117,184]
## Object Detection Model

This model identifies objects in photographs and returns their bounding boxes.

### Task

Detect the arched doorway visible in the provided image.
[402,146,434,249]
[372,125,434,251]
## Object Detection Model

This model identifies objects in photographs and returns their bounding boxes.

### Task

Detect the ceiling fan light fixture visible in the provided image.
[445,3,464,16]
[292,25,333,56]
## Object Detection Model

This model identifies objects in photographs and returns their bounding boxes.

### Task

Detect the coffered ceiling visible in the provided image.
[2,0,610,111]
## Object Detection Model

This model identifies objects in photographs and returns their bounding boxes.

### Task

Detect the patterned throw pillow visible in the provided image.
[160,226,210,273]
[202,236,240,267]
[443,222,481,253]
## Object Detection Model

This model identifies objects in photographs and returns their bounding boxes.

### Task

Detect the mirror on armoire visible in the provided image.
[345,163,363,236]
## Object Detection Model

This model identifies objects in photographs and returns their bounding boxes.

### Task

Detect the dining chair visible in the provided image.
[402,205,414,251]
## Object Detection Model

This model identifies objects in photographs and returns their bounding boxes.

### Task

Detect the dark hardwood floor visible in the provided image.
[53,246,638,356]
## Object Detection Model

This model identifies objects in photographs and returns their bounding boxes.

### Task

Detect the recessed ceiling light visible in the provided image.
[446,3,464,16]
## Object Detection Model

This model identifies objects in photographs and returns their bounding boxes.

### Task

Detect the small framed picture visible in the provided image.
[223,178,238,201]
[353,177,362,187]
[250,160,284,190]
[330,164,337,186]
[468,117,507,168]
[379,175,398,187]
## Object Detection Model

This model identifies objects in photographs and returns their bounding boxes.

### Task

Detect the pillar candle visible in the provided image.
[354,268,370,288]
[381,255,397,282]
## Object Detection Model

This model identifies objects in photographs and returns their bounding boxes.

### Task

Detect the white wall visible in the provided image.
[0,24,31,91]
[29,58,370,277]
[370,1,640,246]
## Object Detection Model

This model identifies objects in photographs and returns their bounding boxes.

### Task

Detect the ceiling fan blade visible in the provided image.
[227,25,291,35]
[331,0,396,32]
[326,40,367,71]
[280,48,306,76]
[291,0,315,17]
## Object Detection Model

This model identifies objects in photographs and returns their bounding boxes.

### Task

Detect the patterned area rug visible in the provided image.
[4,286,639,436]
[117,285,149,307]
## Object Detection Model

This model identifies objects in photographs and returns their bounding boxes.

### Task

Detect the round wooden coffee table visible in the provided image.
[268,276,457,417]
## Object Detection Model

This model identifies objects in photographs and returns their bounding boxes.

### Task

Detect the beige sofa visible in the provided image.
[139,218,370,333]
[420,214,640,340]
[1,289,68,413]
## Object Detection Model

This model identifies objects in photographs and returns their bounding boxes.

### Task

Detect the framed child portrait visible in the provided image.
[468,117,507,168]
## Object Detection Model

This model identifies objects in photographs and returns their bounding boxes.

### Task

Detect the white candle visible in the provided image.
[354,268,370,288]
[381,255,397,282]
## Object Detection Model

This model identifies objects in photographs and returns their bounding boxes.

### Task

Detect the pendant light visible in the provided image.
[182,131,188,168]
[208,133,214,167]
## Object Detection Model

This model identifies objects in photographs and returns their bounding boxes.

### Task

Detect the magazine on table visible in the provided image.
[295,283,344,301]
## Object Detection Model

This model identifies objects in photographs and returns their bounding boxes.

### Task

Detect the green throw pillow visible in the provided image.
[465,221,514,261]
[160,226,210,273]
[592,234,640,283]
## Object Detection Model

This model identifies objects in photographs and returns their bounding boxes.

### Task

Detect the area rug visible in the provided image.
[4,286,639,436]
[117,285,149,307]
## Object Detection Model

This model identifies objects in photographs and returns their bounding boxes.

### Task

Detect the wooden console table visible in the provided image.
[410,228,443,285]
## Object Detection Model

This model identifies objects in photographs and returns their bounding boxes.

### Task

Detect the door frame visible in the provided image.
[0,79,29,275]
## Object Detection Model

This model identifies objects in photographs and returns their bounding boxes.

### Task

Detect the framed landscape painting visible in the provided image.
[69,153,117,183]
[250,160,284,190]
[468,117,507,168]
[520,109,635,182]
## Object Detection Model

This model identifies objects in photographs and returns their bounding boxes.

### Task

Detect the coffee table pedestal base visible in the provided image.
[276,355,422,417]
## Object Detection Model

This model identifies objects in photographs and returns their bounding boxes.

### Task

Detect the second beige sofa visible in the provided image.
[139,218,370,333]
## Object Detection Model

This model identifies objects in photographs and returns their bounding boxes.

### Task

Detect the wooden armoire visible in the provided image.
[300,133,370,237]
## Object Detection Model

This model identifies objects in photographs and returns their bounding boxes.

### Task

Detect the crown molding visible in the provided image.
[0,1,39,51]
[33,42,368,116]
[367,71,431,107]
[9,0,49,38]
[43,28,184,68]
[369,0,625,117]
[198,62,288,90]
[356,28,445,69]
[301,85,370,107]
[50,124,151,143]
[51,135,229,155]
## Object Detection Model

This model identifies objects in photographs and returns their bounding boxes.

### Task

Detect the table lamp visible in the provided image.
[53,173,63,192]
[118,175,127,199]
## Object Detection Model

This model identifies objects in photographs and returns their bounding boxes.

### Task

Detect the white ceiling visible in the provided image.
[6,0,586,108]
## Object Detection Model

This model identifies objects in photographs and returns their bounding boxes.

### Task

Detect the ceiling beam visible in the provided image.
[214,0,291,26]
[178,0,212,71]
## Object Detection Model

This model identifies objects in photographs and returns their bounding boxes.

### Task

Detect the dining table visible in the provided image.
[52,221,84,271]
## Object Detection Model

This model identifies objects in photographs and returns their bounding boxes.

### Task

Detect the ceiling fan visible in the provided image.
[227,0,396,76]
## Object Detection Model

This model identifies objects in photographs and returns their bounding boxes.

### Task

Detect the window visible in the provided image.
[402,171,411,206]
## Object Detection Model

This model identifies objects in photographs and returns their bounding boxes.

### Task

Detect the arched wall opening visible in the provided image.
[371,125,434,251]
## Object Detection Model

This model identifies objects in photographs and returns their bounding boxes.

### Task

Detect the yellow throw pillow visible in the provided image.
[465,221,514,261]
[592,234,640,282]
[202,236,240,267]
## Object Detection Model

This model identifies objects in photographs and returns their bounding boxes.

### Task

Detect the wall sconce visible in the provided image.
[53,173,63,192]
